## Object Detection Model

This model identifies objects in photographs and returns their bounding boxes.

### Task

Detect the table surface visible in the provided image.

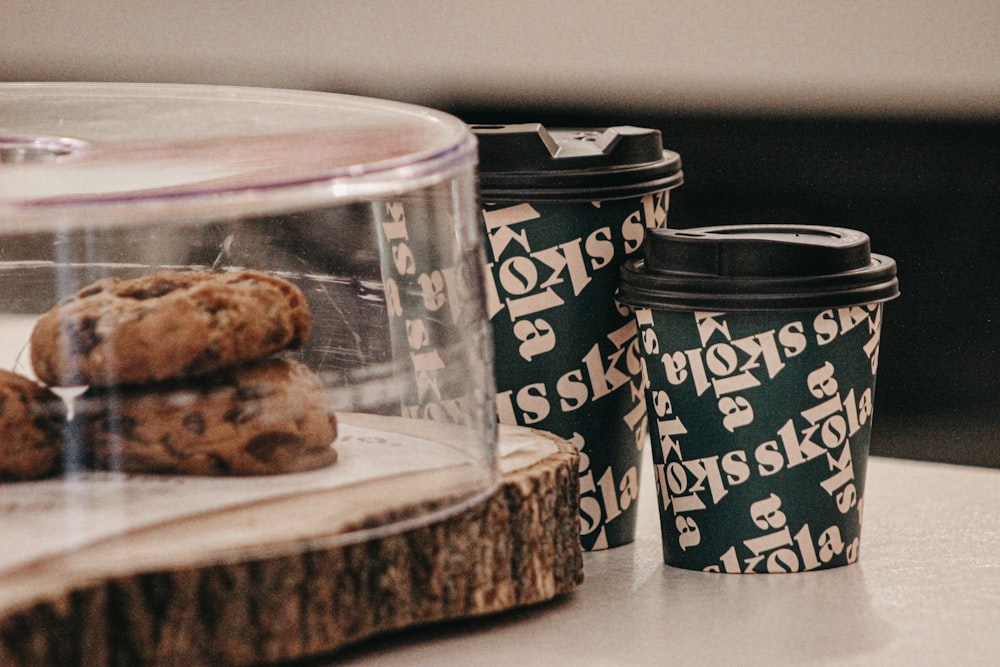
[324,455,1000,666]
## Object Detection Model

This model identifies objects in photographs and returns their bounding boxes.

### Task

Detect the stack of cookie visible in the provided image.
[0,269,338,480]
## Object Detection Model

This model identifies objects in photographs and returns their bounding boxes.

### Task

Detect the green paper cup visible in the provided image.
[475,124,683,550]
[619,225,899,572]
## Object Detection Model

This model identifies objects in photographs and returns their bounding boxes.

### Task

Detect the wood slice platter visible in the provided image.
[0,415,583,666]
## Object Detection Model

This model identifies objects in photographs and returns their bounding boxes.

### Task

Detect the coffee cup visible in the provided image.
[619,224,899,572]
[475,123,683,550]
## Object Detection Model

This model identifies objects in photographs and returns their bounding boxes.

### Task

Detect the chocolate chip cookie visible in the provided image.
[0,369,67,481]
[30,269,312,387]
[75,358,337,476]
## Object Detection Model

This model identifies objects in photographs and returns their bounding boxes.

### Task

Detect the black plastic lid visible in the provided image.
[473,123,683,201]
[619,225,899,311]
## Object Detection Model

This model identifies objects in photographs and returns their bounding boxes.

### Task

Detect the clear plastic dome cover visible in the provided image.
[0,83,497,570]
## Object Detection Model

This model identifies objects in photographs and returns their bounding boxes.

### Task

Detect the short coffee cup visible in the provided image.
[619,224,899,572]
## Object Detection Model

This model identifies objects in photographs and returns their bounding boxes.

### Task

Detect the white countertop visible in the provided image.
[327,455,1000,666]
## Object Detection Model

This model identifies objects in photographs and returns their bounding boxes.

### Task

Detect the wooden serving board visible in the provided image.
[0,415,583,666]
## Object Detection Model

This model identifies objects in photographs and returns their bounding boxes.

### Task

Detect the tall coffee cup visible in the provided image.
[475,124,683,550]
[619,224,899,572]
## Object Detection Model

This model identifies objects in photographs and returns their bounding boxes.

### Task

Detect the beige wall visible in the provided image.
[3,0,999,118]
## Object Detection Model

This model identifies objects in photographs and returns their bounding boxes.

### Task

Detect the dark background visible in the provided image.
[447,105,1000,469]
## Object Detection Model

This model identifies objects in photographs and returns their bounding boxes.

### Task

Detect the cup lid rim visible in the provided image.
[618,224,900,311]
